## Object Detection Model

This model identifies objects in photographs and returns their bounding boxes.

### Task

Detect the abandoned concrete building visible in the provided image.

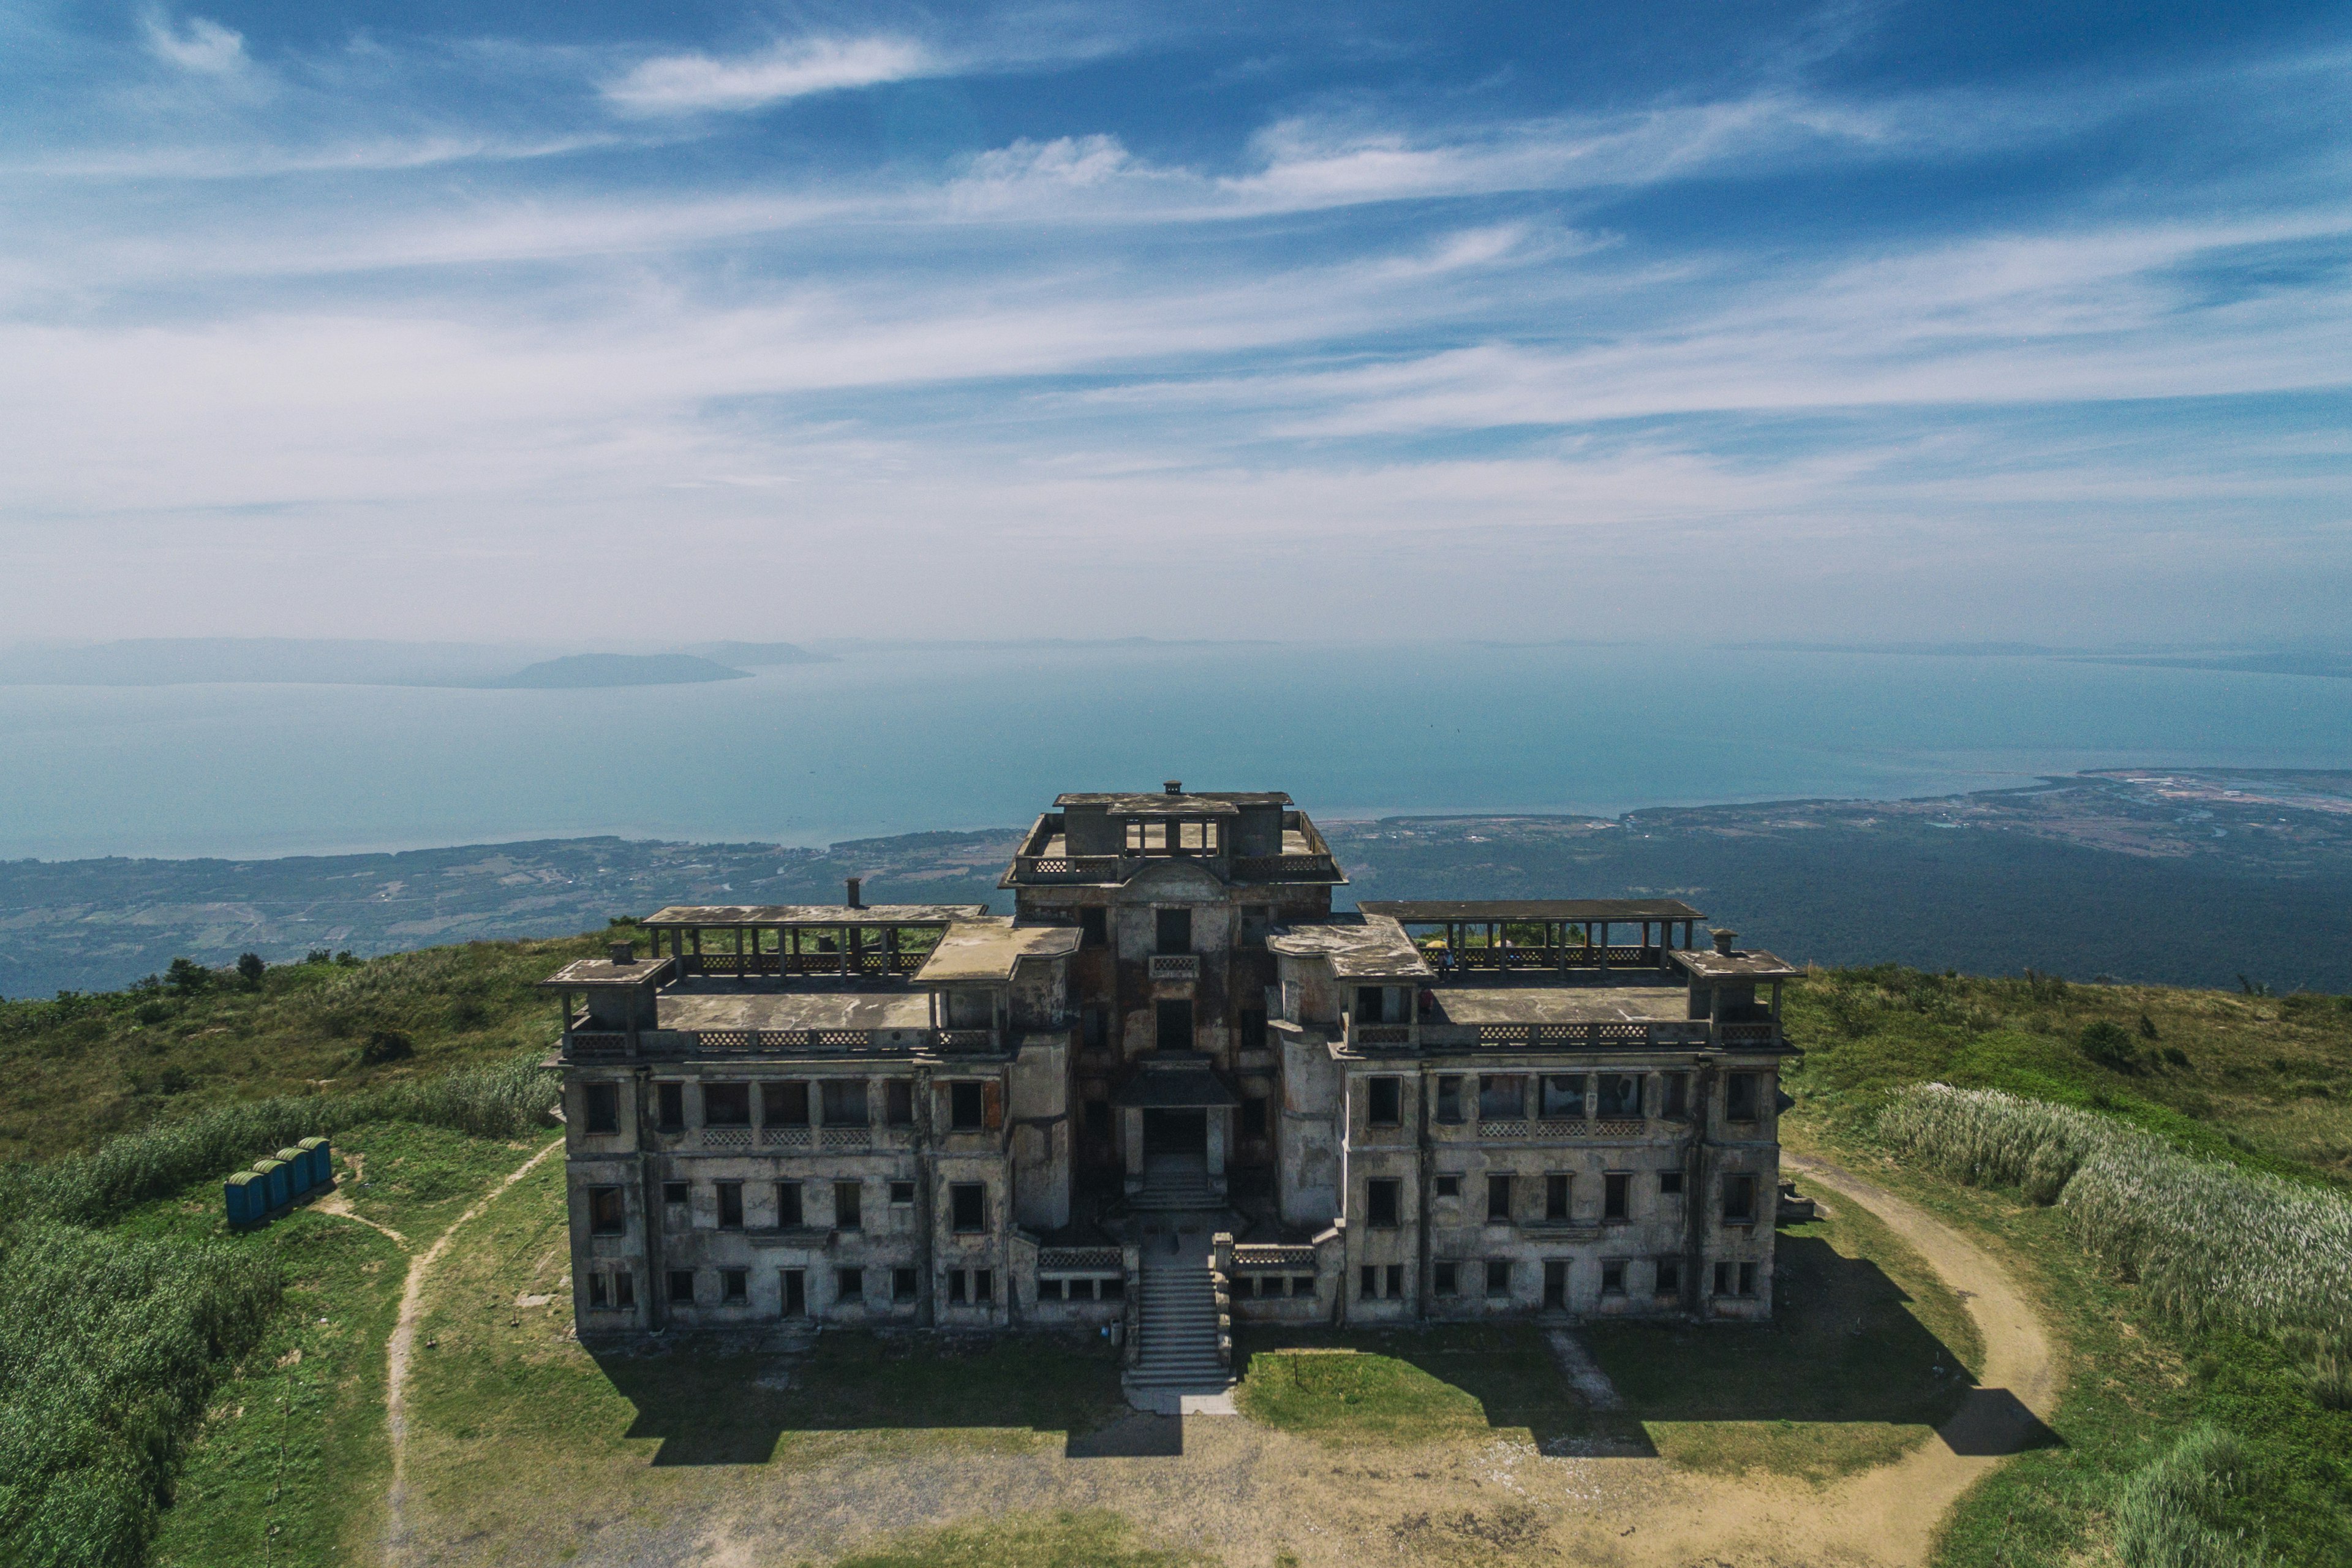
[549,784,1796,1392]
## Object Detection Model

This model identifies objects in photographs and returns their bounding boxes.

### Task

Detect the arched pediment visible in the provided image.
[1120,859,1227,900]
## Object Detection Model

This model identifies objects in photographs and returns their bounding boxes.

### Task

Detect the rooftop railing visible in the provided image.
[560,1025,1014,1060]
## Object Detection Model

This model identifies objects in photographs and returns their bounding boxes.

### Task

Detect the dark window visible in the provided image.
[1658,1170,1684,1197]
[1155,998,1193,1051]
[1239,1010,1267,1051]
[667,1269,695,1304]
[716,1182,744,1229]
[1367,1077,1401,1126]
[1079,907,1107,948]
[1739,1262,1757,1297]
[1723,1174,1757,1224]
[837,1267,864,1302]
[613,1270,635,1308]
[974,1268,993,1304]
[948,1269,968,1304]
[657,1082,685,1131]
[1654,1258,1681,1296]
[1102,1276,1125,1299]
[780,1268,805,1315]
[1434,1076,1464,1123]
[762,1080,809,1125]
[1478,1074,1525,1121]
[722,1268,747,1303]
[1240,907,1270,947]
[951,1182,986,1232]
[1083,1006,1107,1050]
[1485,1259,1511,1298]
[584,1083,619,1134]
[1725,1072,1762,1123]
[892,1266,918,1302]
[821,1079,869,1126]
[1084,1099,1113,1140]
[1355,986,1388,1025]
[1544,1259,1568,1308]
[949,1081,985,1130]
[703,1082,750,1126]
[1601,1261,1626,1295]
[1660,1072,1690,1119]
[1367,1178,1401,1229]
[1288,1275,1313,1297]
[1545,1173,1570,1221]
[1359,1264,1378,1298]
[1433,1261,1459,1296]
[884,1079,914,1126]
[1598,1074,1643,1118]
[1540,1074,1585,1119]
[1604,1173,1629,1221]
[1713,1261,1731,1297]
[1433,1173,1461,1199]
[1155,907,1191,955]
[1382,1264,1402,1298]
[1041,1278,1066,1301]
[662,1180,689,1207]
[589,1272,609,1308]
[834,1181,862,1231]
[589,1186,626,1235]
[889,1180,915,1205]
[1241,1095,1269,1137]
[1487,1173,1513,1223]
[776,1181,804,1227]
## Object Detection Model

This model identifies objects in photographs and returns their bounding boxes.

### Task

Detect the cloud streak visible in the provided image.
[603,34,935,114]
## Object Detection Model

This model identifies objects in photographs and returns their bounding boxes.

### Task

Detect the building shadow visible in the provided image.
[589,1331,1131,1466]
[1064,1412,1185,1458]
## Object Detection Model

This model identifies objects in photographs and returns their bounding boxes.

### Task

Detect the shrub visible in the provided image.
[2081,1019,2137,1070]
[162,959,211,998]
[2163,1047,2192,1068]
[361,1027,415,1065]
[2298,1351,2352,1411]
[2141,1012,2161,1039]
[234,952,266,989]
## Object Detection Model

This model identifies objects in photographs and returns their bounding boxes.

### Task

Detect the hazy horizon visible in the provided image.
[4,2,2348,648]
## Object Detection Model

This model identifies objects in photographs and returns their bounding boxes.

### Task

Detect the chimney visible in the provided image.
[1711,928,1738,956]
[1163,779,1183,795]
[609,940,635,965]
[845,876,863,910]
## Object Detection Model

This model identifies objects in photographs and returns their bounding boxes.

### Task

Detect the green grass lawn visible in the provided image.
[1234,1323,1572,1446]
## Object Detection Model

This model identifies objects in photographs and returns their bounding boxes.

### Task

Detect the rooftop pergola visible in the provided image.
[641,902,989,980]
[1355,899,1711,975]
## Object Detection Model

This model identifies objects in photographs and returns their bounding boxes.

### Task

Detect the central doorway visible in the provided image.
[1142,1107,1207,1158]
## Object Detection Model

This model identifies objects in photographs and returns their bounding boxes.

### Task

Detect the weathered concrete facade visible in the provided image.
[549,785,1796,1365]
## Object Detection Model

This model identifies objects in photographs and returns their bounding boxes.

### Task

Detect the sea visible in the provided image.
[2,641,2348,862]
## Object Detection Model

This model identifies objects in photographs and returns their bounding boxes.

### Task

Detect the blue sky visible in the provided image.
[1,1,2346,644]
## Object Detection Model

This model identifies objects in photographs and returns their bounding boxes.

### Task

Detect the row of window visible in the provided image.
[581,1079,998,1135]
[1052,903,1280,951]
[586,1265,999,1312]
[1354,1257,1757,1302]
[1363,1170,1755,1226]
[587,1179,990,1234]
[1363,1071,1765,1126]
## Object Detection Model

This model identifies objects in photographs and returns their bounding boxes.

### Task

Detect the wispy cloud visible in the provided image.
[603,34,935,114]
[140,10,247,75]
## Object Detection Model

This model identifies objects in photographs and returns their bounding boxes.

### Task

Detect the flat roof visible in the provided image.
[657,987,935,1033]
[643,903,987,927]
[1359,899,1708,923]
[1111,1060,1238,1108]
[1268,914,1433,979]
[541,956,676,989]
[1055,791,1289,811]
[913,919,1084,983]
[1427,980,1691,1027]
[1673,948,1800,981]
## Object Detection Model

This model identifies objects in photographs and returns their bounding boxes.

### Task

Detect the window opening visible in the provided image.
[703,1082,750,1126]
[1367,1178,1400,1229]
[584,1083,619,1134]
[1367,1077,1401,1126]
[1545,1173,1570,1221]
[776,1181,804,1227]
[1604,1172,1629,1221]
[1487,1173,1513,1223]
[951,1182,986,1232]
[716,1182,744,1229]
[834,1181,862,1231]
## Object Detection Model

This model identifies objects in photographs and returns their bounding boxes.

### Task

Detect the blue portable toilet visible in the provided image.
[225,1169,263,1227]
[275,1147,312,1199]
[299,1136,332,1188]
[253,1157,288,1212]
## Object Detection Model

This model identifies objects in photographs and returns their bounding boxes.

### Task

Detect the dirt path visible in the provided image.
[382,1135,567,1566]
[399,1150,2059,1568]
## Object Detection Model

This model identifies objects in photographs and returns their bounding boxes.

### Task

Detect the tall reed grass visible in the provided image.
[2113,1424,2275,1568]
[0,1050,557,1229]
[1874,1084,2352,1355]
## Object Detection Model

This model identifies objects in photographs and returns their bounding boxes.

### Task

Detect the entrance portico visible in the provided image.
[1113,1054,1237,1204]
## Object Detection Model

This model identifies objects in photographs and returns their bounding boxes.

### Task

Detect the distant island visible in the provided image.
[480,654,750,688]
[0,637,831,689]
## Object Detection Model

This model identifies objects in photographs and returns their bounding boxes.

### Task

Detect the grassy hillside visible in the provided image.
[0,925,627,1164]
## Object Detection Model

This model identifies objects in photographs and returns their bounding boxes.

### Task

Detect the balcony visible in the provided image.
[1148,953,1200,981]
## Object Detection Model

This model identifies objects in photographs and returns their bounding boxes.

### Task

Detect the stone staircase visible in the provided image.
[1133,1152,1218,1211]
[1128,1256,1231,1394]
